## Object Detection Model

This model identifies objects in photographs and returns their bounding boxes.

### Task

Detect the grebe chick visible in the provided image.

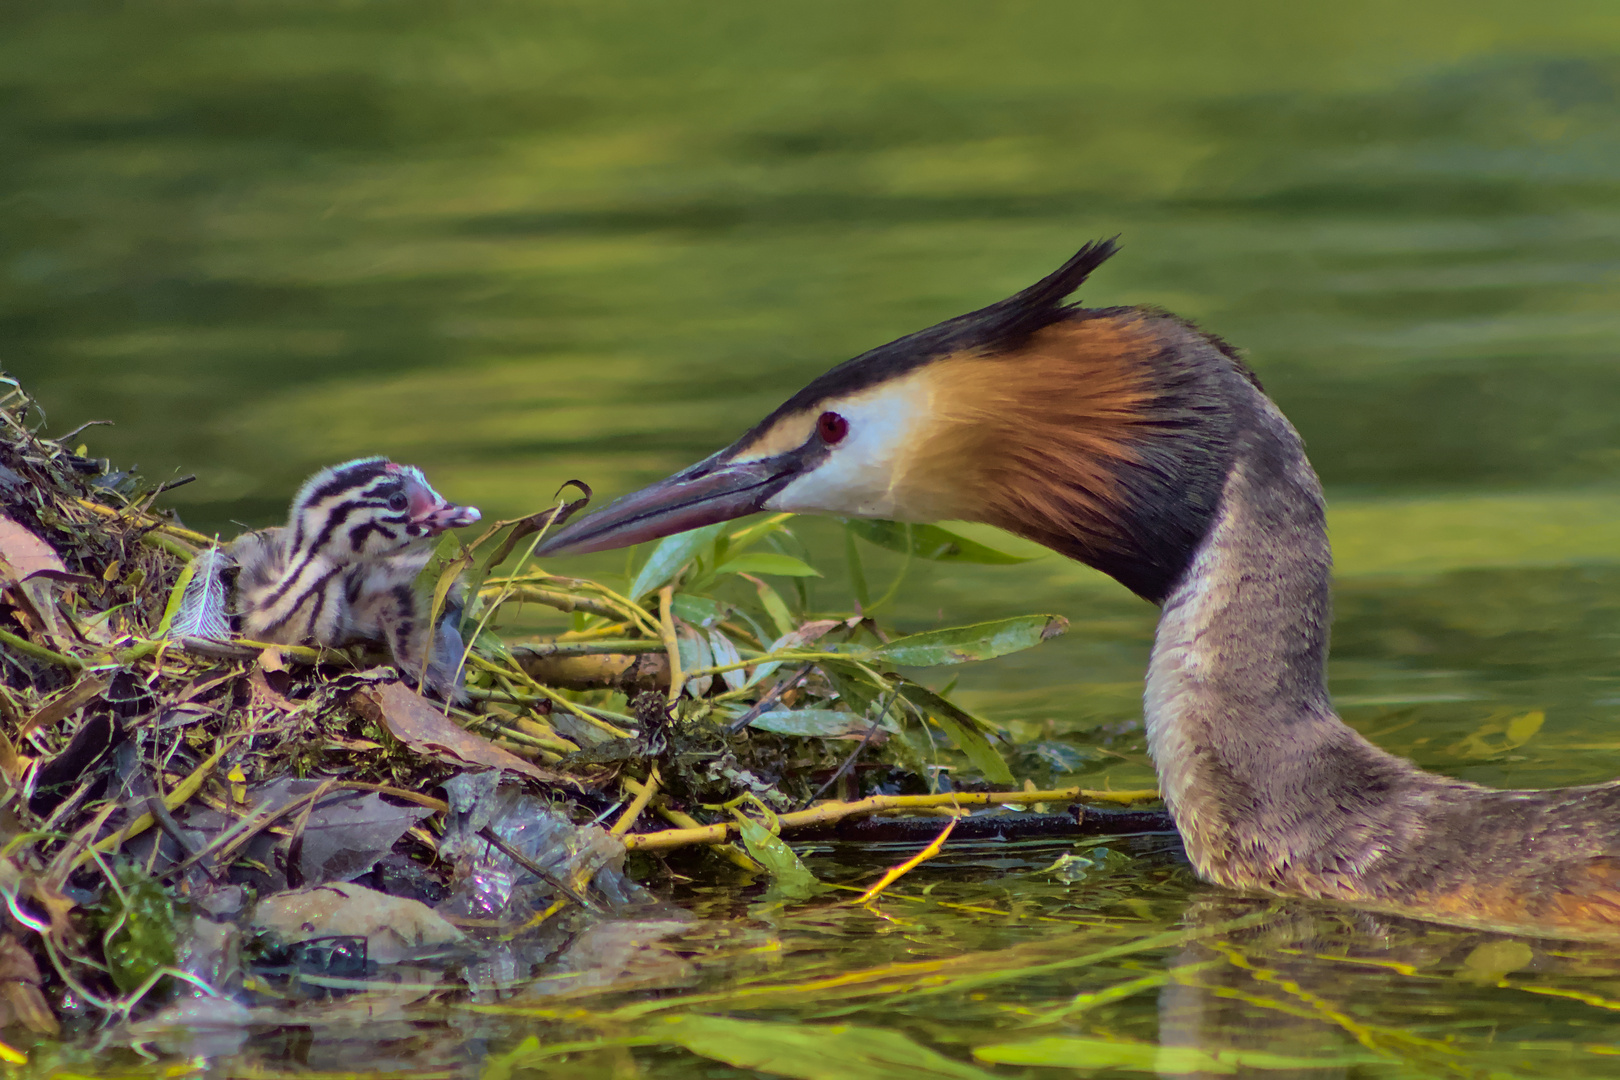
[535,241,1620,939]
[231,457,480,700]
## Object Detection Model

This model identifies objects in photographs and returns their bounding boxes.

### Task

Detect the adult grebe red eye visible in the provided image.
[817,411,848,445]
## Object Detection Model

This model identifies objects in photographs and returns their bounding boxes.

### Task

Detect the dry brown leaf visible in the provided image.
[27,877,78,943]
[18,675,110,739]
[0,513,65,586]
[352,681,554,782]
[0,731,30,786]
[0,934,56,1036]
[247,668,299,714]
[252,882,466,965]
[0,513,83,648]
[324,734,384,752]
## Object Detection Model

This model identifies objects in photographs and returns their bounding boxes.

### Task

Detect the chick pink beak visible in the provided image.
[416,502,481,536]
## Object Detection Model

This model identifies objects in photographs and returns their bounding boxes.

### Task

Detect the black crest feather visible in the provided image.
[978,236,1121,349]
[762,239,1121,418]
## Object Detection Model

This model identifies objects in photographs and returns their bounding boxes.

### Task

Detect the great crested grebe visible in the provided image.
[536,241,1620,938]
[232,457,480,698]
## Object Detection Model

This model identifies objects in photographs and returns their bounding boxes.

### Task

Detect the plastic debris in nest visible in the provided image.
[438,772,654,926]
[121,776,436,898]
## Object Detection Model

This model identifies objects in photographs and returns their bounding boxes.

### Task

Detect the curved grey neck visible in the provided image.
[1142,397,1430,894]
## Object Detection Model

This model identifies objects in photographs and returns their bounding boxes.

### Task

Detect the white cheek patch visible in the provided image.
[762,378,930,519]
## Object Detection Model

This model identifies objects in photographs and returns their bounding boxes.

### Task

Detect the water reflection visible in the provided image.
[8,0,1620,1074]
[1160,896,1620,1078]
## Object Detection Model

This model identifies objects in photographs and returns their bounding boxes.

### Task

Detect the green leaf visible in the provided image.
[155,556,199,638]
[898,683,1013,785]
[751,577,797,639]
[973,1036,1383,1073]
[416,530,466,592]
[1459,709,1548,760]
[707,629,747,692]
[723,513,795,554]
[658,1014,998,1080]
[845,519,1036,564]
[817,657,895,715]
[731,813,821,899]
[747,619,843,687]
[669,593,722,627]
[750,709,872,737]
[715,553,821,578]
[1461,940,1535,982]
[873,615,1068,667]
[676,623,713,696]
[930,713,1013,786]
[630,523,725,599]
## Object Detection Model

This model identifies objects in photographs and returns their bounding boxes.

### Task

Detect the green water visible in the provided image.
[11,1,1620,1074]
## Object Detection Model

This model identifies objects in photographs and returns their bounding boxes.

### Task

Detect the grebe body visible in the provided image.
[537,242,1620,937]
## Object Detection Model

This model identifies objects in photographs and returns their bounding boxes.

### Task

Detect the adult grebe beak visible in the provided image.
[535,451,799,556]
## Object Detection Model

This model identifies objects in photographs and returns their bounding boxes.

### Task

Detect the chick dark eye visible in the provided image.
[817,411,849,445]
[387,492,409,512]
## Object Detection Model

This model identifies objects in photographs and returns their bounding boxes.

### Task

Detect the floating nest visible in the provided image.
[0,371,1163,1050]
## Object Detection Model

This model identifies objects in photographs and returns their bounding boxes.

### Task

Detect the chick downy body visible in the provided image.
[229,457,480,699]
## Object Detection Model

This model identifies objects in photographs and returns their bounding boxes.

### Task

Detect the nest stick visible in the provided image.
[0,630,82,671]
[621,787,1162,852]
[483,586,632,623]
[76,734,245,868]
[74,498,215,546]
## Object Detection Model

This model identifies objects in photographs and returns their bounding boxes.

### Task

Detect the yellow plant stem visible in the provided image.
[620,787,1162,852]
[480,585,632,624]
[505,897,570,940]
[332,781,449,814]
[679,649,855,683]
[626,778,762,872]
[853,817,955,905]
[509,639,665,657]
[229,638,327,664]
[585,582,662,639]
[0,629,82,671]
[658,585,682,703]
[475,694,581,755]
[139,531,198,562]
[466,654,633,739]
[611,765,661,837]
[493,573,661,638]
[555,623,632,641]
